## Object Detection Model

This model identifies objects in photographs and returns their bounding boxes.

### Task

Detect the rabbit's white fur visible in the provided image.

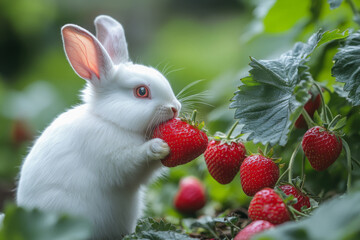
[16,15,181,239]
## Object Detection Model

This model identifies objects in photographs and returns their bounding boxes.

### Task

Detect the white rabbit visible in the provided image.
[16,15,181,239]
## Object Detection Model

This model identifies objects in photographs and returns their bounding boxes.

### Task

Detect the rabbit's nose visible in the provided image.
[171,107,178,118]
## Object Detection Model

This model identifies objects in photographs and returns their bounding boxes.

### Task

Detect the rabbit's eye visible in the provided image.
[135,86,150,98]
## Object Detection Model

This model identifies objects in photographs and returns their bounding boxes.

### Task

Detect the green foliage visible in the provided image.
[263,0,311,33]
[123,218,192,240]
[230,30,347,146]
[0,205,91,240]
[183,215,238,234]
[254,192,360,240]
[332,31,360,106]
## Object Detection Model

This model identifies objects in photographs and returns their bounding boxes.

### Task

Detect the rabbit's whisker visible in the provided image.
[177,90,214,114]
[176,79,205,99]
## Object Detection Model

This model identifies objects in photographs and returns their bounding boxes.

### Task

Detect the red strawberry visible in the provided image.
[240,155,279,196]
[234,220,274,240]
[204,140,246,184]
[278,184,310,212]
[152,117,208,167]
[174,176,206,213]
[295,93,321,129]
[248,188,291,225]
[302,126,342,171]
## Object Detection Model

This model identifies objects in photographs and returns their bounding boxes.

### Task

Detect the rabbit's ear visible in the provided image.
[94,15,129,65]
[61,24,112,82]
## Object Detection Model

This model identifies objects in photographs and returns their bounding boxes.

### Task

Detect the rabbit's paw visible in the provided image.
[147,138,170,160]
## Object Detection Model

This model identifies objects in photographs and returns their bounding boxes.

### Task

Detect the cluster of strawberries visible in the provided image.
[152,91,344,239]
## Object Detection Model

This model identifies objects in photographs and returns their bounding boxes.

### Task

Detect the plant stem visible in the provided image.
[208,228,220,239]
[288,142,302,183]
[226,120,239,139]
[301,108,316,128]
[276,168,289,185]
[313,82,329,124]
[352,157,360,168]
[342,138,352,193]
[300,174,306,190]
[230,226,235,239]
[263,143,269,156]
[301,152,306,181]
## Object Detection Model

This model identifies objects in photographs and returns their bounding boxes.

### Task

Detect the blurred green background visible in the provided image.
[0,0,358,225]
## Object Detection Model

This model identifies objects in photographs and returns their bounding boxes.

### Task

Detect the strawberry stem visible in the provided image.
[300,175,306,190]
[263,143,269,156]
[328,114,343,131]
[226,120,239,140]
[276,168,289,185]
[288,142,301,183]
[342,138,352,193]
[313,82,329,124]
[301,108,316,129]
[301,153,306,182]
[352,157,360,168]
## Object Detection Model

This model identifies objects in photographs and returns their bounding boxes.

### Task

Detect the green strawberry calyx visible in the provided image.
[274,186,311,221]
[211,120,243,145]
[180,110,207,132]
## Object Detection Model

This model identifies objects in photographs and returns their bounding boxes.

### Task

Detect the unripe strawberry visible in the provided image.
[240,155,279,196]
[302,126,342,171]
[204,140,246,184]
[174,176,206,213]
[248,188,291,225]
[153,115,208,167]
[278,184,310,212]
[234,220,274,240]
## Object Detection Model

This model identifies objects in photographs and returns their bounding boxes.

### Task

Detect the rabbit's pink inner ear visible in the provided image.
[62,27,100,80]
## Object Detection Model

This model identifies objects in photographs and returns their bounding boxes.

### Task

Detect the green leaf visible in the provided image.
[213,217,238,226]
[313,110,324,126]
[230,60,311,146]
[124,218,192,240]
[332,31,360,106]
[316,29,349,49]
[0,205,91,240]
[185,216,215,233]
[182,216,238,239]
[140,230,194,240]
[327,0,344,9]
[135,218,177,233]
[230,30,348,146]
[253,192,360,240]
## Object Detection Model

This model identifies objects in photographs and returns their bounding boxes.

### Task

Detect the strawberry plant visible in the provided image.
[2,0,360,239]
